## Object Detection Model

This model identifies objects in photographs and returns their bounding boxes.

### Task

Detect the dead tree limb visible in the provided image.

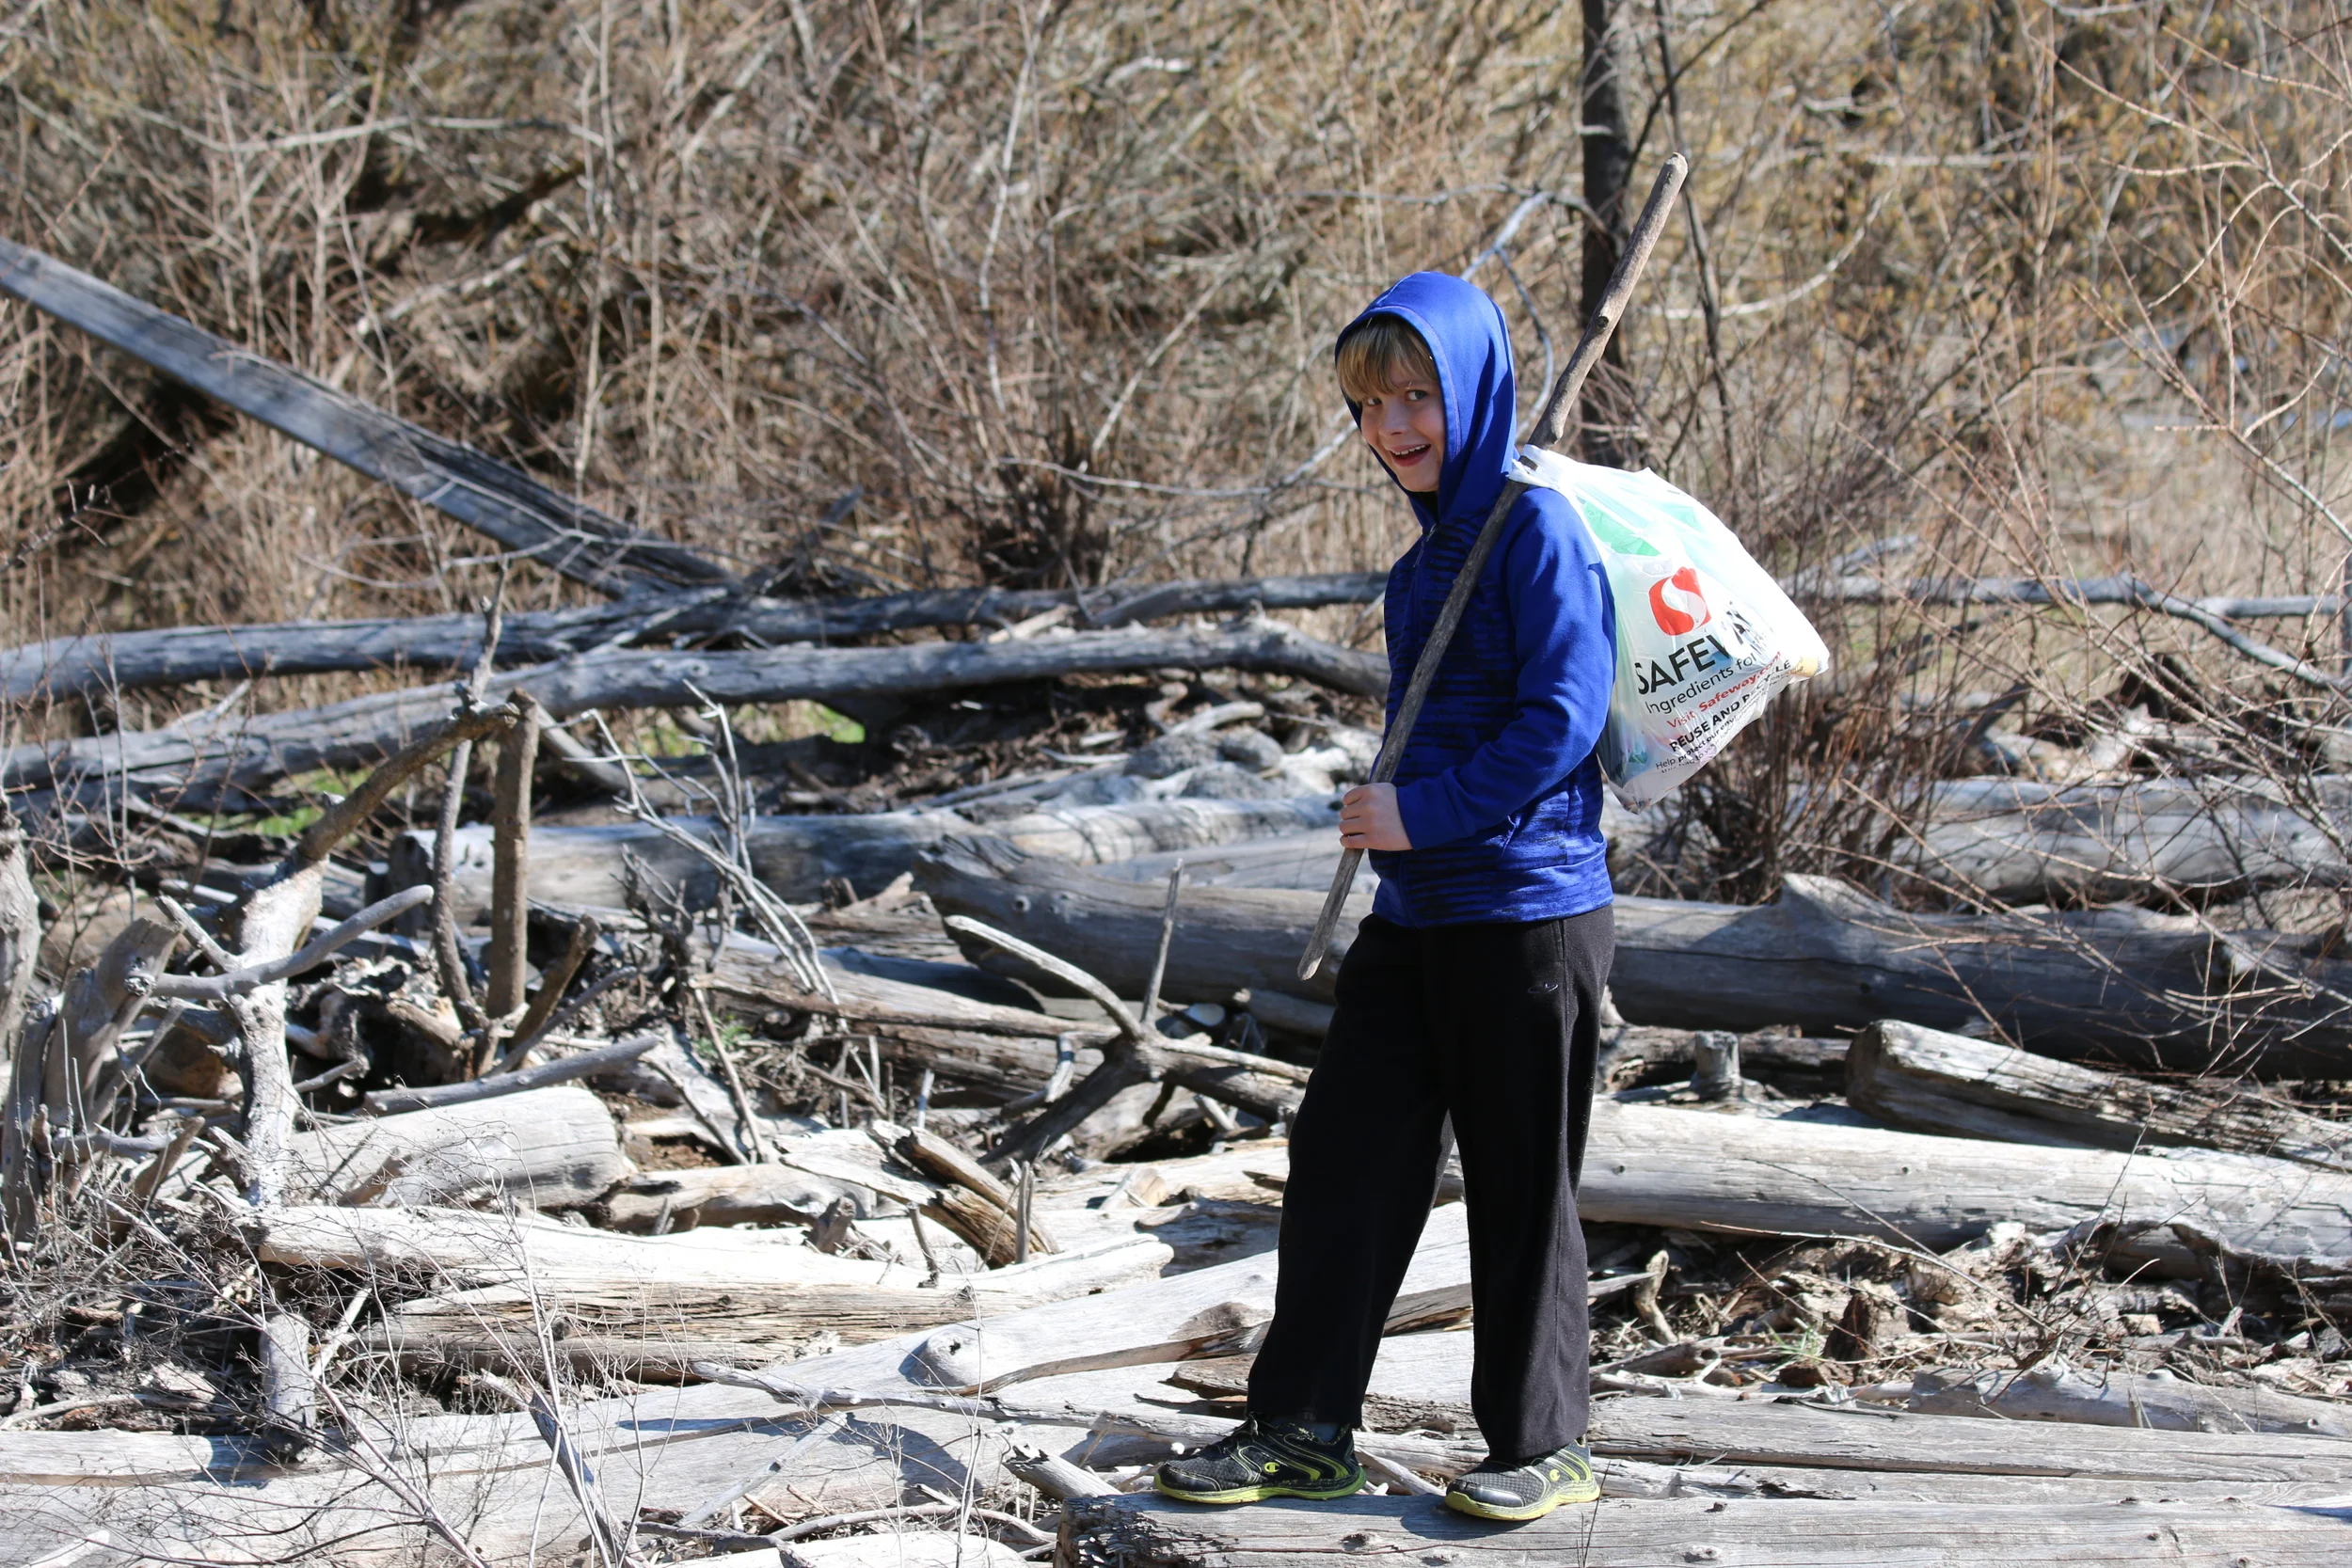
[360,1031,658,1116]
[0,574,1388,701]
[495,913,600,1071]
[0,232,729,598]
[1817,573,2352,692]
[485,697,543,1042]
[148,887,432,1002]
[6,624,1384,799]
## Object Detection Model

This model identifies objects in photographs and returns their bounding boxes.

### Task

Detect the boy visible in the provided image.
[1155,272,1617,1522]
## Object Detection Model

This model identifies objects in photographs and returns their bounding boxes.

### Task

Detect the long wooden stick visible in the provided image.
[1298,153,1689,980]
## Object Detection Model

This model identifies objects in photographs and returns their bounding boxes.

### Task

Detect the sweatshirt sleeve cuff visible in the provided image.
[1392,779,1462,851]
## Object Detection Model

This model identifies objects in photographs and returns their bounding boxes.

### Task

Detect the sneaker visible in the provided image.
[1154,1415,1367,1504]
[1442,1441,1600,1521]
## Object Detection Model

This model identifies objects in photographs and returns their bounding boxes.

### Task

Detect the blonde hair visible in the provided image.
[1335,314,1438,404]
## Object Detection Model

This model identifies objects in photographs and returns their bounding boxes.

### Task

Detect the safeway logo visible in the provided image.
[1648,567,1712,636]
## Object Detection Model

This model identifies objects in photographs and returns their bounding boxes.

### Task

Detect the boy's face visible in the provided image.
[1357,372,1445,495]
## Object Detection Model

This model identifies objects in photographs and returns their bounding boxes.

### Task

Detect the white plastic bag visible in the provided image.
[1510,447,1828,806]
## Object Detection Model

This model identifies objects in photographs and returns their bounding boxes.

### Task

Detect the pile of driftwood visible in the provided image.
[5,231,2352,1567]
[7,748,2352,1564]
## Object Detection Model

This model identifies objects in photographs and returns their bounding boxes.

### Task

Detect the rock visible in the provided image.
[1216,728,1286,773]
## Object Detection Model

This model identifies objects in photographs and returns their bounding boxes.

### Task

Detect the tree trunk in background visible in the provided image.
[1580,0,1642,467]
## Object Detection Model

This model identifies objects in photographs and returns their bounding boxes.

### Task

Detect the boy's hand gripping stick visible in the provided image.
[1295,153,1689,982]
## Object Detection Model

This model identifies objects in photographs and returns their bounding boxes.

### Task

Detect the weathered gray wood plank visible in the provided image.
[1061,1491,2352,1566]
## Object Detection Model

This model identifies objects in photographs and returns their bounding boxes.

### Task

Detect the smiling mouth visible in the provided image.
[1387,442,1432,466]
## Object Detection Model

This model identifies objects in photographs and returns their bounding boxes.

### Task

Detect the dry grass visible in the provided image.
[0,0,2347,911]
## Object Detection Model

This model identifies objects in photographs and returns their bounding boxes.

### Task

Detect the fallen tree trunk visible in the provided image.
[1060,1491,2352,1565]
[282,1083,630,1208]
[920,840,2352,1076]
[6,625,1384,798]
[1581,1100,2352,1259]
[401,795,1340,916]
[1846,1020,2352,1170]
[0,232,723,598]
[0,574,1385,701]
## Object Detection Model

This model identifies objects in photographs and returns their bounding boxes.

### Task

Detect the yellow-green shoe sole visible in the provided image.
[1442,1480,1600,1522]
[1155,1475,1366,1505]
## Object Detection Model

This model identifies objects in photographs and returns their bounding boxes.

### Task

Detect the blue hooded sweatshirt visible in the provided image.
[1343,273,1616,927]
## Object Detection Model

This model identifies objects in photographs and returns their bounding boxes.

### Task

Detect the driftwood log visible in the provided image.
[1846,1020,2352,1169]
[1,573,1385,701]
[326,1214,1176,1374]
[282,1083,630,1207]
[1580,1101,2352,1259]
[920,839,2352,1076]
[6,624,1383,800]
[1058,1490,2352,1564]
[401,795,1340,915]
[1192,1107,2352,1261]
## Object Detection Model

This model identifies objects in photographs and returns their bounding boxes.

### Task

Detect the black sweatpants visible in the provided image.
[1246,905,1613,1463]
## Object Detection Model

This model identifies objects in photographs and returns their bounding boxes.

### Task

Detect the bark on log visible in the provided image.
[6,626,1382,797]
[1911,1362,2352,1438]
[284,1082,629,1207]
[1847,1020,2352,1169]
[1580,1100,2352,1259]
[1058,1490,2352,1565]
[0,574,1384,701]
[919,840,2352,1076]
[399,795,1340,917]
[0,233,725,598]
